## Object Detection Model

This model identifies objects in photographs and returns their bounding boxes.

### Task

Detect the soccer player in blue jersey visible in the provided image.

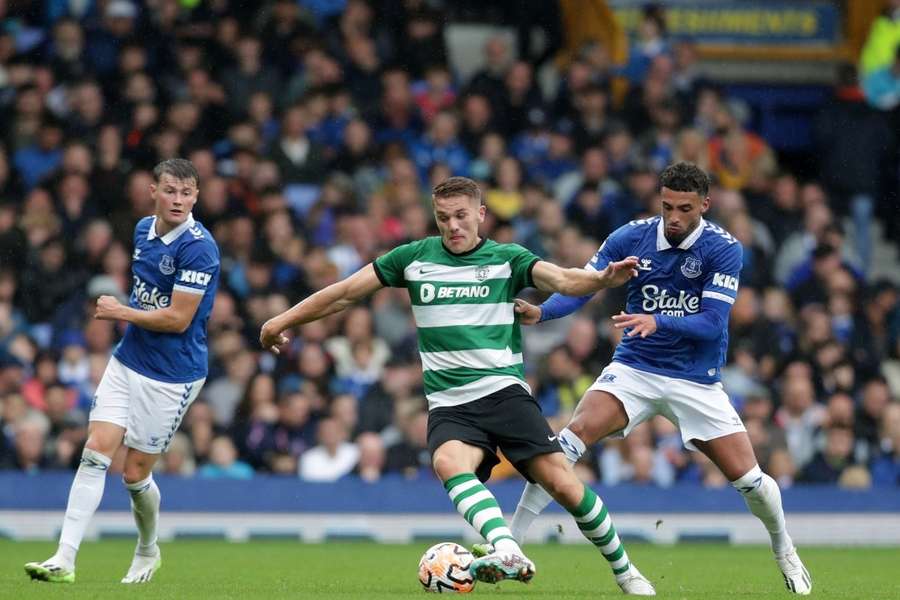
[25,159,220,585]
[505,163,812,595]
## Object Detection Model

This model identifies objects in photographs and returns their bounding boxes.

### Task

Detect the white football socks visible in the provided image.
[125,474,161,556]
[55,448,112,569]
[731,464,793,555]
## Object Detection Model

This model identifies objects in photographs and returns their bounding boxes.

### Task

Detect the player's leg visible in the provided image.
[431,439,535,583]
[511,389,629,540]
[120,448,163,583]
[670,378,810,595]
[693,433,811,595]
[25,358,131,583]
[526,450,655,595]
[119,374,204,584]
[511,363,657,542]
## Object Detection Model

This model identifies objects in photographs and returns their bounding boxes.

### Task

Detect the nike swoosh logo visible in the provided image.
[419,269,437,275]
[548,435,557,442]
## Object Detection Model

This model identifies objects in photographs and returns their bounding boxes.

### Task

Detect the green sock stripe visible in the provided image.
[577,505,609,531]
[444,473,477,491]
[573,485,597,518]
[603,544,626,563]
[479,517,508,538]
[613,562,631,575]
[491,534,516,545]
[451,483,487,508]
[592,525,617,547]
[464,498,499,523]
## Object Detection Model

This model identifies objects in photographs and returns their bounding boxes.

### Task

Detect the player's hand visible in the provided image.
[95,295,124,321]
[260,319,290,354]
[597,256,639,288]
[612,312,657,338]
[514,298,541,325]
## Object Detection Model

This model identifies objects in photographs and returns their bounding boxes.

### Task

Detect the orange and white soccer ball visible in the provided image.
[417,542,475,593]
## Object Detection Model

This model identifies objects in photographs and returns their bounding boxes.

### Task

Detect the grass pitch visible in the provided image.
[1,540,898,598]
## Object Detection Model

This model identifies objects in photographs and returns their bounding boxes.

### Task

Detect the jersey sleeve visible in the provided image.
[585,223,633,272]
[701,240,743,307]
[173,240,219,296]
[538,224,636,322]
[373,241,420,288]
[507,243,541,293]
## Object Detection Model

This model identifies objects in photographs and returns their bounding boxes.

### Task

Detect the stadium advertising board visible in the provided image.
[609,0,839,46]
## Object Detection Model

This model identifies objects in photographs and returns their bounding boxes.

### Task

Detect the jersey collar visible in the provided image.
[148,214,196,245]
[656,216,705,251]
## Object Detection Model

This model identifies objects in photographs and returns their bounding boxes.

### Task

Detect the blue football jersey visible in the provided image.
[114,214,220,383]
[588,216,742,384]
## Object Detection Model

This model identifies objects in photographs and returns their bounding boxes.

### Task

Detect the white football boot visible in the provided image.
[776,547,812,595]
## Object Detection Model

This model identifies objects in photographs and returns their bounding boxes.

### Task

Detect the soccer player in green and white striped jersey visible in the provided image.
[261,177,655,595]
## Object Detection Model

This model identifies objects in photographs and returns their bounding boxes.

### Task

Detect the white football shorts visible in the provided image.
[587,361,745,451]
[90,356,205,454]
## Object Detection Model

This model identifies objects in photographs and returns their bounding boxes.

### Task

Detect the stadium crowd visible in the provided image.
[0,0,899,489]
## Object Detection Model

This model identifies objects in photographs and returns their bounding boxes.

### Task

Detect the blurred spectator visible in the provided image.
[859,0,900,76]
[862,45,900,110]
[600,423,674,487]
[355,431,386,482]
[159,432,196,476]
[384,409,430,478]
[198,435,254,479]
[775,374,826,469]
[620,4,670,84]
[871,404,900,485]
[298,417,359,482]
[707,100,775,191]
[799,426,856,484]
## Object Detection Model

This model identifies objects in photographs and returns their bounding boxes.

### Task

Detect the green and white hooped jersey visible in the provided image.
[374,237,541,410]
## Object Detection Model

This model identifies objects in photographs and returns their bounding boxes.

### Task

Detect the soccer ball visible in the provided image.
[417,542,475,593]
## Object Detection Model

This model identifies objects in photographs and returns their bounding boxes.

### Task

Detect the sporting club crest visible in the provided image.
[680,256,703,279]
[159,254,176,275]
[475,266,490,281]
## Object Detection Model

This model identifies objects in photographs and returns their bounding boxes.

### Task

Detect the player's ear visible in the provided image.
[477,202,486,223]
[700,196,710,214]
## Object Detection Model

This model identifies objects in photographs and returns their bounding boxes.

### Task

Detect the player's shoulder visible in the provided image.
[699,219,742,259]
[489,239,531,258]
[381,236,433,261]
[178,219,219,258]
[608,216,659,245]
[700,219,741,248]
[134,216,155,237]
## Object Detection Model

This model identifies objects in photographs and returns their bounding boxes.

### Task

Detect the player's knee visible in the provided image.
[431,450,459,481]
[122,464,151,484]
[122,456,155,484]
[538,469,583,508]
[567,415,604,448]
[84,437,117,458]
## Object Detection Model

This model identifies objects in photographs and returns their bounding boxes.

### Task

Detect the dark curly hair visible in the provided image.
[659,162,710,198]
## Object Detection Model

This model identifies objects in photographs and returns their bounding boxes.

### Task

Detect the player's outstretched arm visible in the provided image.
[95,291,202,334]
[260,263,383,354]
[531,256,639,296]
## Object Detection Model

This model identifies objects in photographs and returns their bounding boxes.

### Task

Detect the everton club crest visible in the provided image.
[680,256,702,279]
[159,254,176,275]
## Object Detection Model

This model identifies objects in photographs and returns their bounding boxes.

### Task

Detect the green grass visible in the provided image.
[1,540,898,598]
